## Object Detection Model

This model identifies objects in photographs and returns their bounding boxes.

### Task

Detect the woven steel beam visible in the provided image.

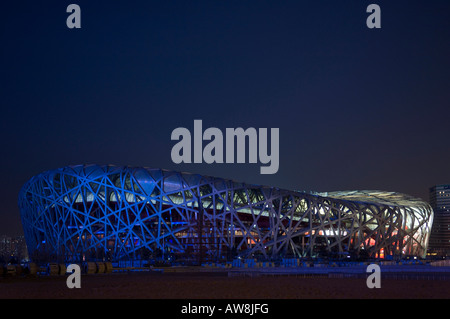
[18,165,433,263]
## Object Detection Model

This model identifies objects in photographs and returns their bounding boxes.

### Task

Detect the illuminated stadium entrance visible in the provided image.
[18,165,433,264]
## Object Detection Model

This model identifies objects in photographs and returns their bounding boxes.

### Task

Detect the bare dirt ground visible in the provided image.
[1,270,448,299]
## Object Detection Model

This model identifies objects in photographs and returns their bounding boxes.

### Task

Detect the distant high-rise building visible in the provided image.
[428,184,450,257]
[430,184,450,212]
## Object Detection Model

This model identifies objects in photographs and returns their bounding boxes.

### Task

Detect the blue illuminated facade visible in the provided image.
[18,165,433,263]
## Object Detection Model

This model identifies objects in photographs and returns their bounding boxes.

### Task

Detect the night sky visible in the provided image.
[1,1,449,237]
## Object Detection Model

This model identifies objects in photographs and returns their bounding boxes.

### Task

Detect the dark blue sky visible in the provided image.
[1,1,449,236]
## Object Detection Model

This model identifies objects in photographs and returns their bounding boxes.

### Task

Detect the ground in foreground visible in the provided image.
[1,270,448,299]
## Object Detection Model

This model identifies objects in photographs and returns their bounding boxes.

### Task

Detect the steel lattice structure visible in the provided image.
[18,165,433,263]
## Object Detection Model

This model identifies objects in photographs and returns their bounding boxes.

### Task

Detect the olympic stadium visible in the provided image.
[18,165,434,264]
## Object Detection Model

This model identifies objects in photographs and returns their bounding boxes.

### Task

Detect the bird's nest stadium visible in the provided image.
[18,165,433,264]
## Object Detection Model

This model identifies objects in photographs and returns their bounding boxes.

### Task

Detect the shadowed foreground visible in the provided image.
[1,271,448,299]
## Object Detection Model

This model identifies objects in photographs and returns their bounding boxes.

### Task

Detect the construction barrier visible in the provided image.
[59,263,67,275]
[431,260,450,267]
[96,262,106,274]
[28,262,38,276]
[105,262,113,273]
[6,264,16,276]
[48,263,60,275]
[85,262,97,274]
[83,261,114,274]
